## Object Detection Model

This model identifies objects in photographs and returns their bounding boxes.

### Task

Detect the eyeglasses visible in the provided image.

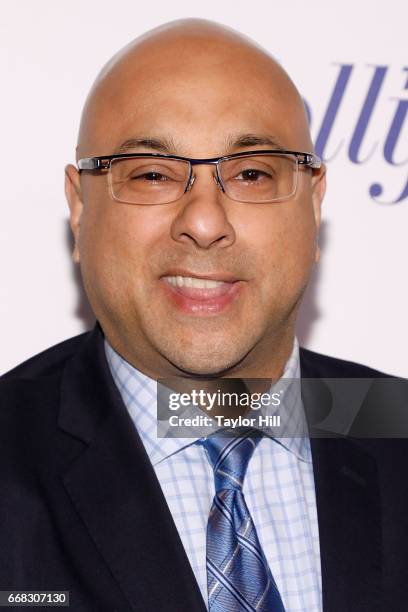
[77,149,322,205]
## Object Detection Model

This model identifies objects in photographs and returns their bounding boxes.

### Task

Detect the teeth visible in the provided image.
[164,275,227,289]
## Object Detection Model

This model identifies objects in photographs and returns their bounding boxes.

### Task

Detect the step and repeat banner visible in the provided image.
[1,1,407,375]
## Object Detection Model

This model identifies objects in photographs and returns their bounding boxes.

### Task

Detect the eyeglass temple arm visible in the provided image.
[298,153,322,169]
[77,158,110,171]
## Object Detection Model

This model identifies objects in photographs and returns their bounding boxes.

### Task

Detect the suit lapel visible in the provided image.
[58,326,207,612]
[300,358,382,611]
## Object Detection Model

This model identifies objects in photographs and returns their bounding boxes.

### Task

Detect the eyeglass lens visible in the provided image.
[109,154,298,205]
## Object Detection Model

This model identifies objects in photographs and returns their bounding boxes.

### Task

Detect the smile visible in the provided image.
[163,275,227,289]
[160,274,243,315]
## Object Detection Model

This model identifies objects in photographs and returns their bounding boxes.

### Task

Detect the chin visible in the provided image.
[151,321,261,377]
[171,362,236,377]
[164,346,247,377]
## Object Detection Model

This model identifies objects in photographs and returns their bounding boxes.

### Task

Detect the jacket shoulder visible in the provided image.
[1,331,92,381]
[0,330,94,442]
[299,346,391,378]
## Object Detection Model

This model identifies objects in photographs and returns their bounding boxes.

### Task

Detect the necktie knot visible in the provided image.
[203,428,261,492]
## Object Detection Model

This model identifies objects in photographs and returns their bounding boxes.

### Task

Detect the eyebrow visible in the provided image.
[115,133,285,156]
[117,137,179,154]
[226,133,285,151]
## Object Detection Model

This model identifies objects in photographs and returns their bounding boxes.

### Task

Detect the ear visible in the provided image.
[311,163,326,263]
[64,164,83,263]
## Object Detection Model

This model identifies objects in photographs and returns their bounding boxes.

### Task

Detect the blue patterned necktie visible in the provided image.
[202,429,286,612]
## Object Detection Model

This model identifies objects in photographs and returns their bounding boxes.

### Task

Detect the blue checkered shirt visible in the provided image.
[105,338,322,611]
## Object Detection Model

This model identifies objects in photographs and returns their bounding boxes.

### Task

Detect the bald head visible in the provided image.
[77,18,313,160]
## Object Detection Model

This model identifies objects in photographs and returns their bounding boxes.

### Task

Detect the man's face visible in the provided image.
[67,35,325,378]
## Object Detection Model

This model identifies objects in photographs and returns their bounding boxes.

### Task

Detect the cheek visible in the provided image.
[77,197,167,311]
[239,201,317,301]
[278,206,317,269]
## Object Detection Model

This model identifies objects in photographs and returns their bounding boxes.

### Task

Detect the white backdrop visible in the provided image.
[1,0,407,376]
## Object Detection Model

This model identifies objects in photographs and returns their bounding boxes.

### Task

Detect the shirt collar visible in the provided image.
[104,337,311,465]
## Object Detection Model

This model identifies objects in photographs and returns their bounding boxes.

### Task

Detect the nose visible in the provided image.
[170,167,236,250]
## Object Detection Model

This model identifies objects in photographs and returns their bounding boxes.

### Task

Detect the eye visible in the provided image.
[237,169,272,182]
[234,168,273,183]
[131,171,169,182]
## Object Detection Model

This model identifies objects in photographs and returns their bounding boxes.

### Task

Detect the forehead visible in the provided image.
[78,42,311,158]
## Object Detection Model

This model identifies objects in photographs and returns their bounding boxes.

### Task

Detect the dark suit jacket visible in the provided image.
[1,325,407,611]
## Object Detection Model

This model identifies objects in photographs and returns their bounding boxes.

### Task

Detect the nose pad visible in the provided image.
[185,173,225,193]
[213,173,225,193]
[186,175,196,192]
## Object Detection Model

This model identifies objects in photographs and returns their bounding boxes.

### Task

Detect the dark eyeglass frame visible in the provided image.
[77,149,322,204]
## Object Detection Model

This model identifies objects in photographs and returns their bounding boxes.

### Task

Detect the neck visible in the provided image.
[101,316,296,383]
[104,325,297,422]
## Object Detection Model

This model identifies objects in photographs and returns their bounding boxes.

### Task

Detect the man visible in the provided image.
[1,18,407,612]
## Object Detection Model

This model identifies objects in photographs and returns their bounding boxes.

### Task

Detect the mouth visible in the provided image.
[159,272,244,315]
